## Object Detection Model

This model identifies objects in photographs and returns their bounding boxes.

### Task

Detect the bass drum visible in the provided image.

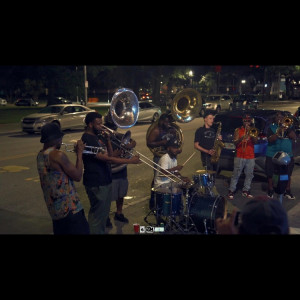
[189,194,227,234]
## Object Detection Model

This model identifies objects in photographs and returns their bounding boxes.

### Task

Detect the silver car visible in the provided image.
[21,104,96,134]
[137,101,162,123]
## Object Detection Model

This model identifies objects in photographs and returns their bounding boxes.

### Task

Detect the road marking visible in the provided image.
[0,165,30,172]
[0,153,36,162]
[25,176,40,182]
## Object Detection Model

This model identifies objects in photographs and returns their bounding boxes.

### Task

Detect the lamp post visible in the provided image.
[84,65,88,105]
[188,70,193,88]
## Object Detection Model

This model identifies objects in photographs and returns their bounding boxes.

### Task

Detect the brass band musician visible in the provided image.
[194,111,222,172]
[81,112,141,234]
[265,111,297,199]
[227,114,258,200]
[146,113,177,209]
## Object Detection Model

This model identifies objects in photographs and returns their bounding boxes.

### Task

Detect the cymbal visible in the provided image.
[196,170,216,175]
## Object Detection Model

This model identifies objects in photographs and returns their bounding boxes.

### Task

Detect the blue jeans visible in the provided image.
[229,157,255,192]
[85,183,112,234]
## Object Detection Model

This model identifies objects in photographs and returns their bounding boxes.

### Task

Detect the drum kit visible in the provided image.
[144,169,227,234]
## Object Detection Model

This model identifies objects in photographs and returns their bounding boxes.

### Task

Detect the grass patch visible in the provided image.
[0,105,111,124]
[0,106,42,124]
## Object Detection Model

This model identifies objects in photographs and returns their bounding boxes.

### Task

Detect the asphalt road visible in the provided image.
[0,100,300,234]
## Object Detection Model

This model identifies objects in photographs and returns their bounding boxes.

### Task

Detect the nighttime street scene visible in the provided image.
[0,65,300,235]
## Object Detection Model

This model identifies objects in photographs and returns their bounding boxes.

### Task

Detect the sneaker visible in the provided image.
[284,191,295,200]
[267,190,274,198]
[227,191,234,200]
[114,213,129,223]
[106,217,113,228]
[242,190,253,198]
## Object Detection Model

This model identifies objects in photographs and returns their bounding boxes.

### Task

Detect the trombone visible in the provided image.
[62,143,106,155]
[100,124,182,183]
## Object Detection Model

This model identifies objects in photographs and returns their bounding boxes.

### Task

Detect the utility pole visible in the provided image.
[84,65,88,105]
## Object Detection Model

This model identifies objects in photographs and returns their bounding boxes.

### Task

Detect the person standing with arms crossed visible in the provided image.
[37,123,90,235]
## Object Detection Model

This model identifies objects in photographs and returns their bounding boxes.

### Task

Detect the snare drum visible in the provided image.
[193,173,211,187]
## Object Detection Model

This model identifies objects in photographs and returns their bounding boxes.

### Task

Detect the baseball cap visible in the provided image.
[239,196,289,235]
[40,123,64,143]
[167,138,180,148]
[242,114,252,121]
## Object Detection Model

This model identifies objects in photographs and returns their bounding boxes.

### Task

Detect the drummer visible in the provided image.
[153,138,190,191]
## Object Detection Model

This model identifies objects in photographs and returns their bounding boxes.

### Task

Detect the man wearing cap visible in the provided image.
[37,122,90,235]
[215,195,290,235]
[81,112,141,234]
[227,114,258,200]
[153,138,190,189]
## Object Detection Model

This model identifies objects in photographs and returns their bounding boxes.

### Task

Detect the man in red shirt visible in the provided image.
[227,114,258,199]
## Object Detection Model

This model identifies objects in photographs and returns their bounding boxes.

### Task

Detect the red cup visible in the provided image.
[133,223,140,233]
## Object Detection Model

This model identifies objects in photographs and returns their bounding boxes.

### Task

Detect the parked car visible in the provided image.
[137,101,162,123]
[200,94,233,116]
[0,98,7,106]
[47,97,73,105]
[233,94,259,110]
[213,109,300,174]
[21,104,96,134]
[15,98,39,106]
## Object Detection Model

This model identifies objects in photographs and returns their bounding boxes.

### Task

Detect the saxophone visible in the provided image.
[210,122,225,164]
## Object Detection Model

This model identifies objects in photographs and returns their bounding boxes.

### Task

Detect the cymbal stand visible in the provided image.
[182,187,199,233]
[144,189,161,226]
[163,191,186,234]
[203,219,208,235]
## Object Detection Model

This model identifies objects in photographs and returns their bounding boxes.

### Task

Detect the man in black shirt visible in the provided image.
[194,111,220,172]
[104,114,137,225]
[81,112,140,234]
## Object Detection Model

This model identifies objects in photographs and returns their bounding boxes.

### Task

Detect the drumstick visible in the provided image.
[182,152,196,166]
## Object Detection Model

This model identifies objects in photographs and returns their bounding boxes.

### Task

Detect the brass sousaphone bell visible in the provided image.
[146,88,202,157]
[105,88,139,173]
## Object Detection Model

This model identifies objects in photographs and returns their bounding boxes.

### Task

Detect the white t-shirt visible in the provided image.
[154,153,177,189]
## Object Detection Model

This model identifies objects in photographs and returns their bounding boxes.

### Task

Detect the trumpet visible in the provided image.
[246,127,259,138]
[62,143,106,155]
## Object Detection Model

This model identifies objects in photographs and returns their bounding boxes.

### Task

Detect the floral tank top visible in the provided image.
[37,147,83,220]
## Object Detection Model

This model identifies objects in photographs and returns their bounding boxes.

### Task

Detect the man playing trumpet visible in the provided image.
[227,114,258,200]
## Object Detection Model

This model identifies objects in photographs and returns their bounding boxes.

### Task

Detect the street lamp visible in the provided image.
[188,70,193,88]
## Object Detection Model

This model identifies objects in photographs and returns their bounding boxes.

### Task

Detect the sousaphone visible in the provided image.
[106,88,139,173]
[146,88,202,157]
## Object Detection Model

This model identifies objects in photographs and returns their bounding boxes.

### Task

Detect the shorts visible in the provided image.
[111,177,128,201]
[265,156,294,178]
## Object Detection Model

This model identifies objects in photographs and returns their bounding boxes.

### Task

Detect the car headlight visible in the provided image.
[35,119,48,125]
